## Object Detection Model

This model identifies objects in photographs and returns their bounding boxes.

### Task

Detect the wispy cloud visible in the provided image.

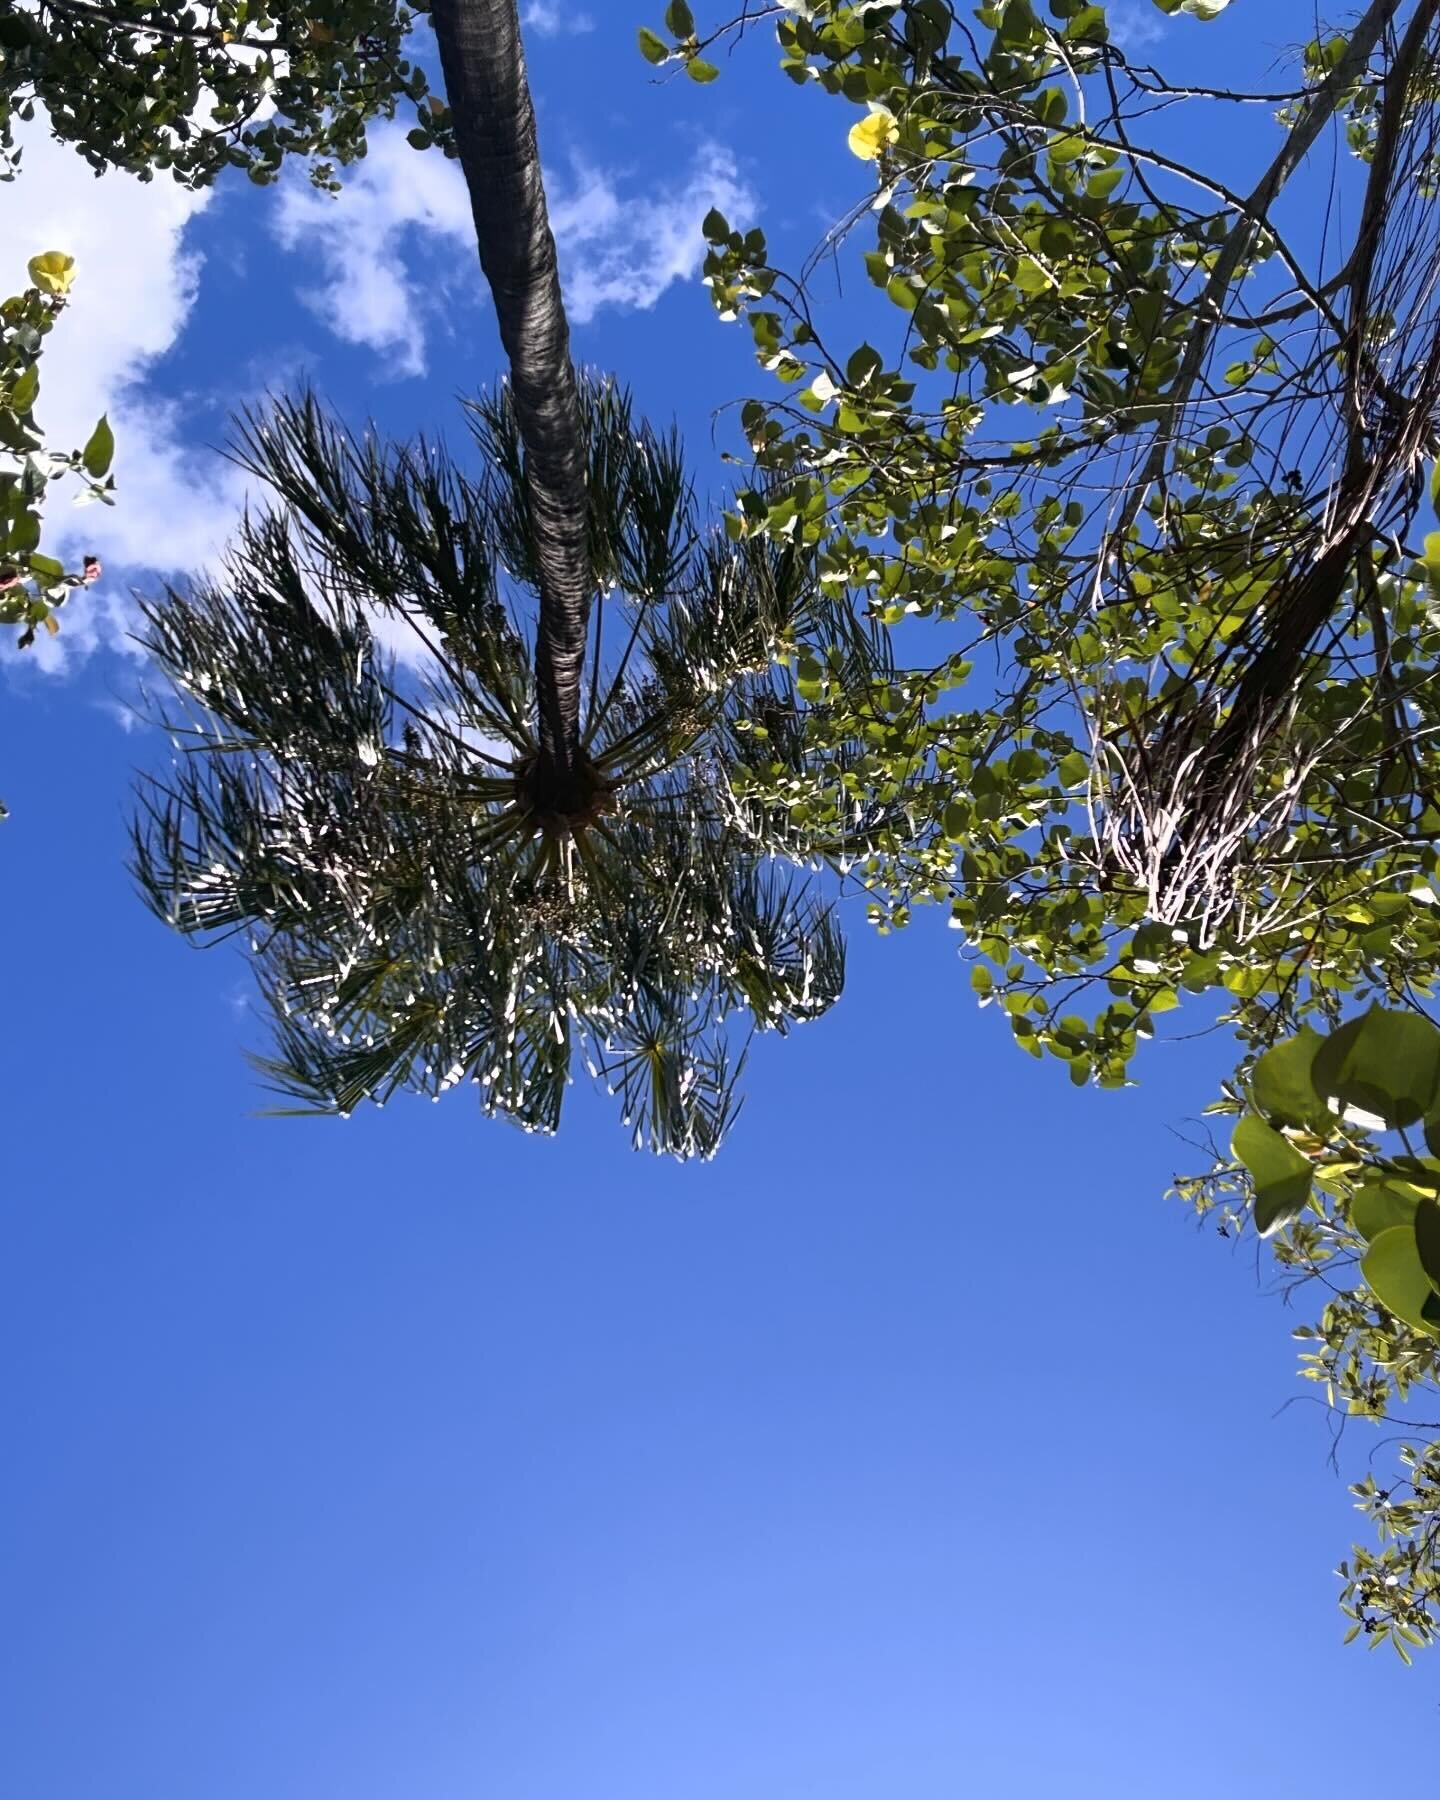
[271,124,756,366]
[1106,0,1168,50]
[3,126,249,673]
[522,2,597,37]
[271,126,476,378]
[550,142,752,323]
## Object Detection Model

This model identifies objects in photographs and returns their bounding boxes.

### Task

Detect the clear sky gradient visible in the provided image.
[2,4,1435,1795]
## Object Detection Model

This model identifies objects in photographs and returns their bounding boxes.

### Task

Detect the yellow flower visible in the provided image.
[27,252,76,297]
[847,108,898,162]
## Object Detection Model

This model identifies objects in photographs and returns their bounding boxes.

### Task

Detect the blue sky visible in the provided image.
[2,3,1435,1795]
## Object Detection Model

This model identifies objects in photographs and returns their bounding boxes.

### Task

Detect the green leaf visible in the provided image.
[1415,1198,1440,1290]
[1057,750,1089,787]
[686,56,720,83]
[1424,531,1440,599]
[637,27,669,64]
[1232,1113,1312,1236]
[1362,1226,1438,1331]
[1312,1007,1440,1130]
[27,552,63,581]
[999,0,1036,46]
[664,0,695,35]
[1065,3,1108,38]
[886,274,918,312]
[1250,1028,1324,1128]
[9,362,38,412]
[82,414,114,479]
[1350,1179,1419,1242]
[846,343,884,386]
[405,127,433,150]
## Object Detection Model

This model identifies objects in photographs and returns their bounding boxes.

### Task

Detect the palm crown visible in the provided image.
[132,378,869,1156]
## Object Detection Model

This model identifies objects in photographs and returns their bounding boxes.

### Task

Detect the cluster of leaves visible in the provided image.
[647,0,1440,1638]
[134,378,869,1156]
[0,0,454,190]
[1177,1007,1440,1660]
[1,252,111,656]
[638,0,721,84]
[675,0,1438,1077]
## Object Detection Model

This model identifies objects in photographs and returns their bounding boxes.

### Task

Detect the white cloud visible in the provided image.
[271,126,476,378]
[523,2,596,35]
[3,127,249,672]
[1106,0,1168,49]
[271,124,755,366]
[550,141,751,325]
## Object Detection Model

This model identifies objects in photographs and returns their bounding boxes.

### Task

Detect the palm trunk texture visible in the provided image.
[430,0,591,801]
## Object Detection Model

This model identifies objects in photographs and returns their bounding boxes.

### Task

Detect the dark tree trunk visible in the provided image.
[430,0,591,803]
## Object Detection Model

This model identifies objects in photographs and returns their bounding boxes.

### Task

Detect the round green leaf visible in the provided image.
[9,508,40,554]
[1232,1112,1312,1236]
[1312,1007,1440,1130]
[637,27,669,65]
[1415,1197,1440,1289]
[686,57,720,83]
[846,343,884,386]
[1350,1179,1419,1242]
[1250,1027,1324,1128]
[1362,1226,1438,1331]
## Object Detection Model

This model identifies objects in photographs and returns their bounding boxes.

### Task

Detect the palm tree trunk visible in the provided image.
[430,0,591,801]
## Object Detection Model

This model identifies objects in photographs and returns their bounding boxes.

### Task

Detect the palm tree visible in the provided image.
[427,0,593,817]
[132,0,888,1154]
[133,380,869,1155]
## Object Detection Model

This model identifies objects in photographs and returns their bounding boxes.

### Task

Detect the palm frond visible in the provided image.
[134,373,880,1156]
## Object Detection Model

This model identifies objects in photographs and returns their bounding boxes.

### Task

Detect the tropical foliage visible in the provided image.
[643,0,1440,1637]
[0,0,453,189]
[0,251,110,658]
[134,0,869,1156]
[133,382,862,1155]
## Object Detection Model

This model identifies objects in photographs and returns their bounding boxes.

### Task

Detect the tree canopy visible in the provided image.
[642,0,1440,1646]
[134,381,859,1154]
[2,0,455,664]
[133,0,861,1155]
[0,0,453,189]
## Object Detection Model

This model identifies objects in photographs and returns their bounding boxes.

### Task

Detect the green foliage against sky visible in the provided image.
[0,252,111,671]
[133,381,858,1157]
[643,0,1440,1648]
[1,0,463,676]
[0,0,453,189]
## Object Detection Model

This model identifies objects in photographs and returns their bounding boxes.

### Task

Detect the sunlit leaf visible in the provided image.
[1233,1113,1312,1236]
